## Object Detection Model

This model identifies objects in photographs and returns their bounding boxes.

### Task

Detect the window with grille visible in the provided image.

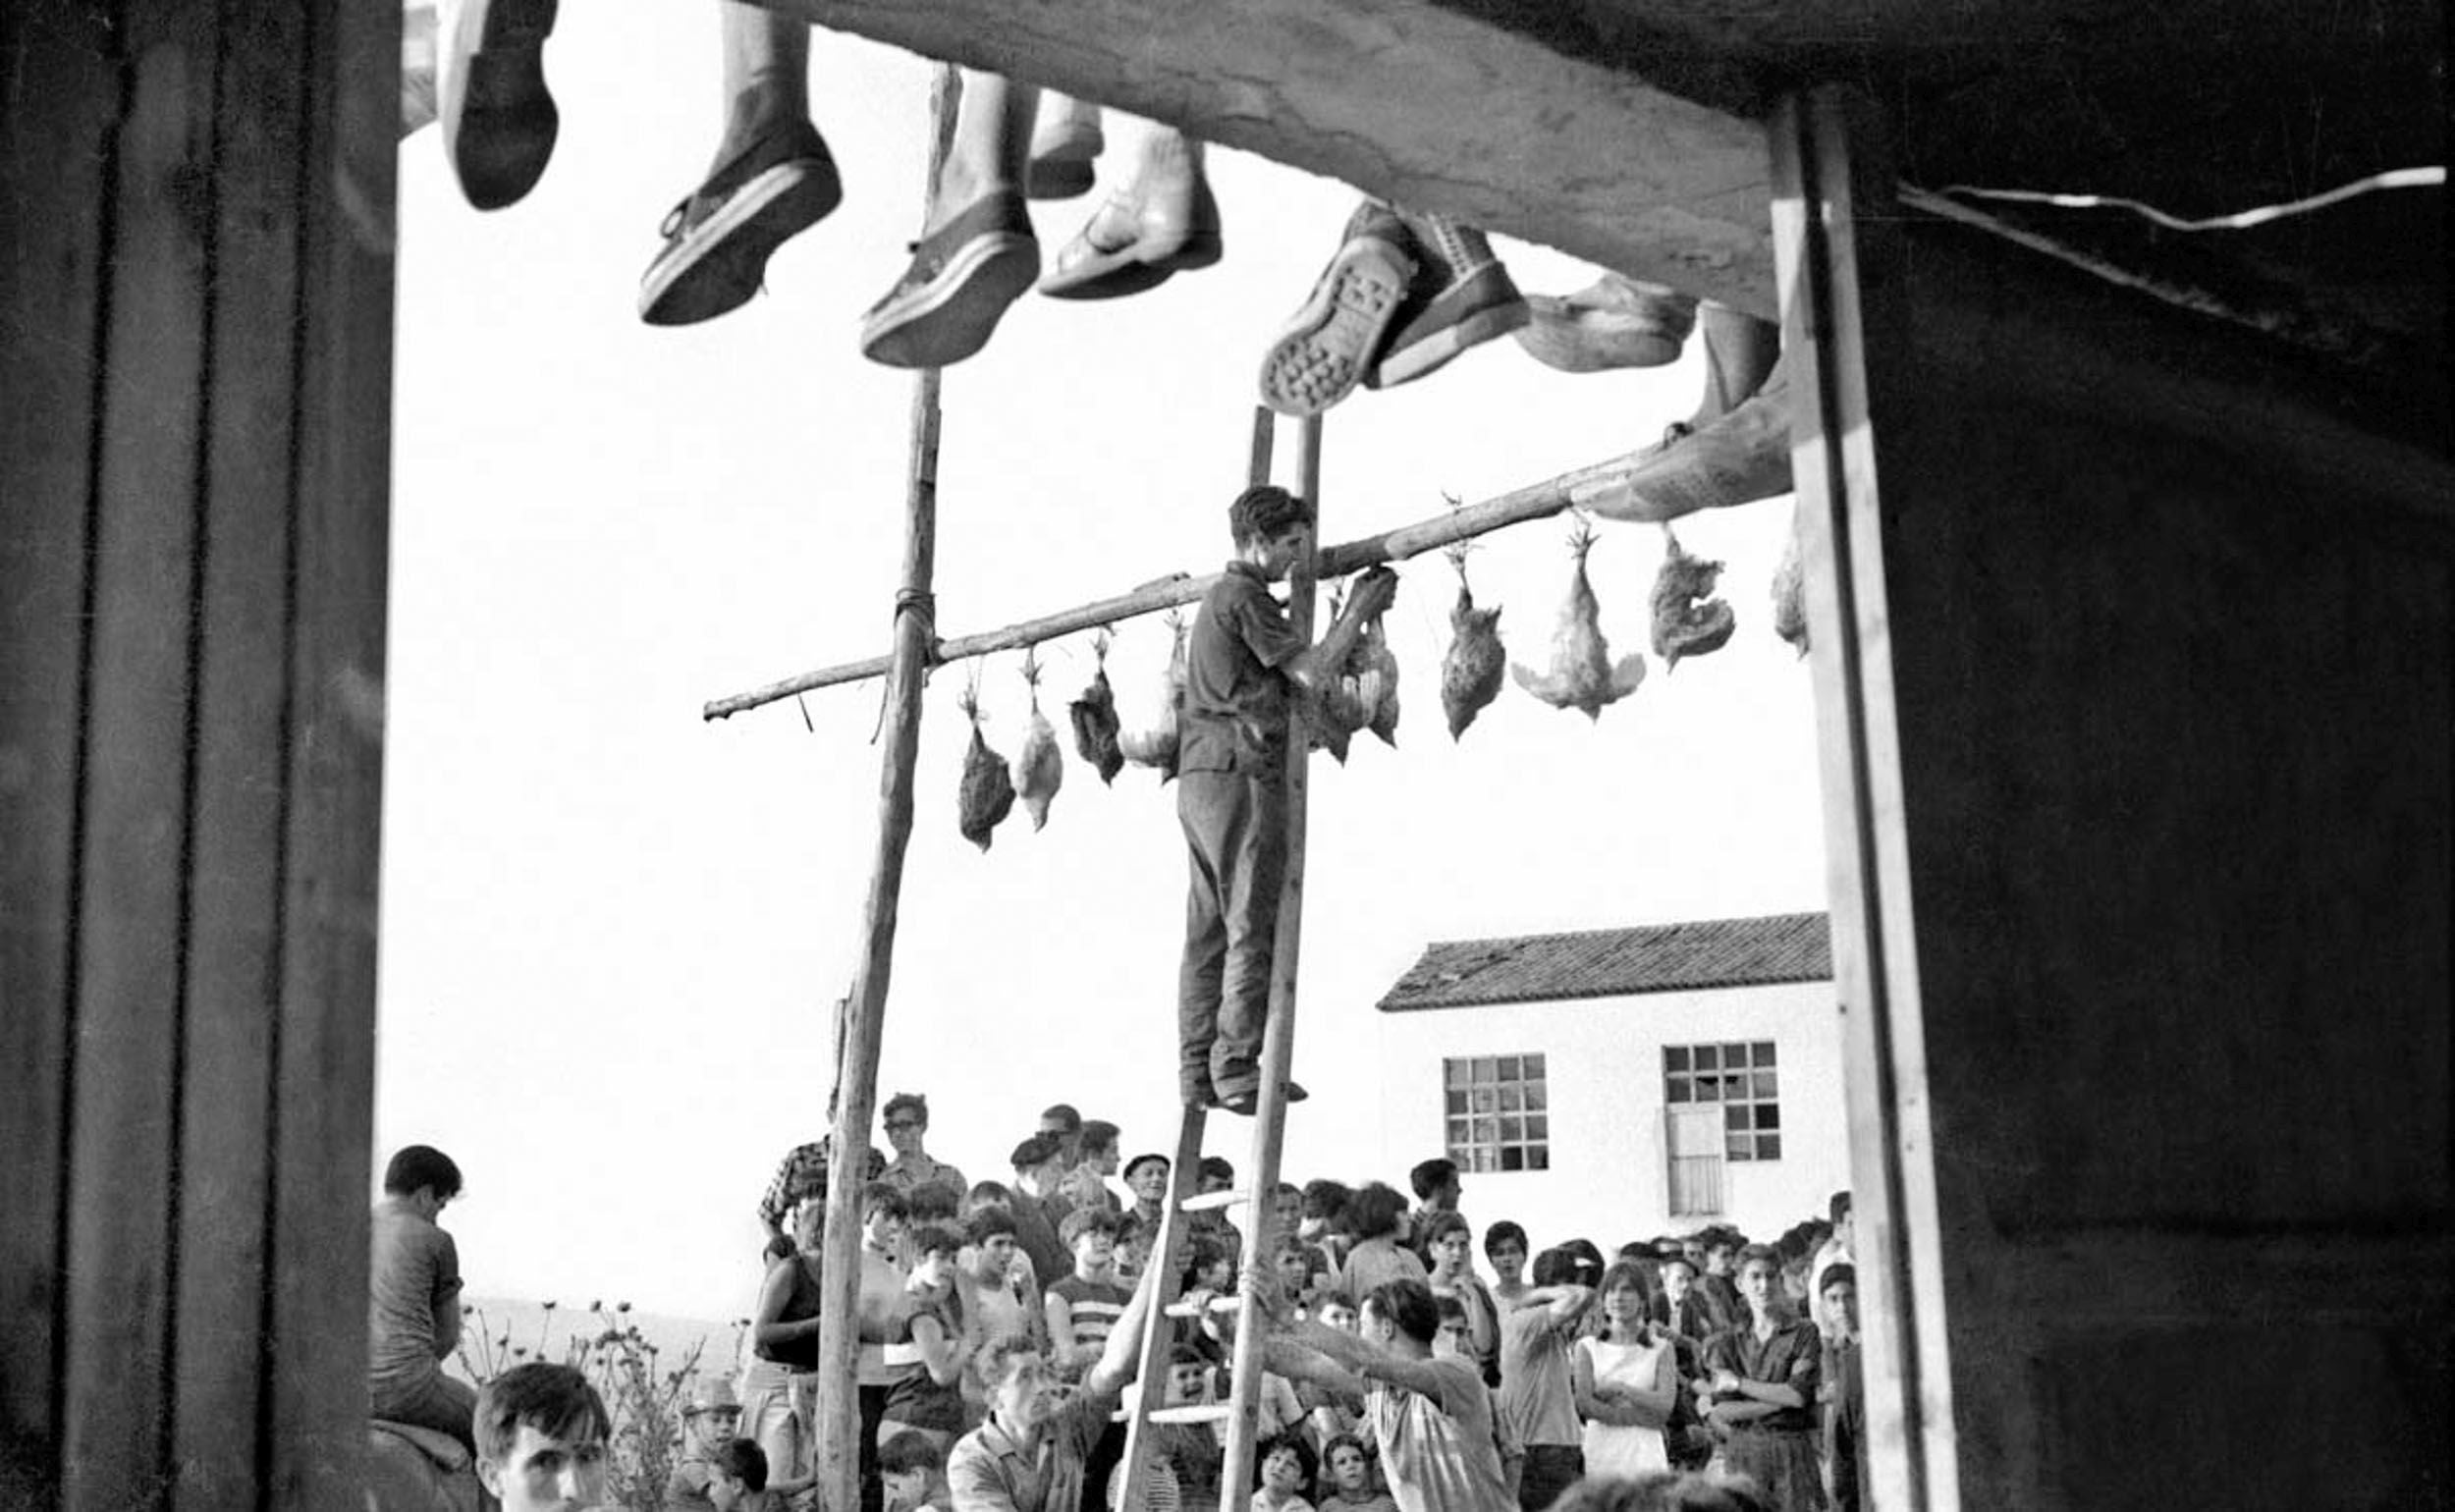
[1664,1041,1781,1161]
[1443,1054,1550,1173]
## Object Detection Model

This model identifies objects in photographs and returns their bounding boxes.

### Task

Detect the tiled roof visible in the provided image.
[1377,912,1831,1012]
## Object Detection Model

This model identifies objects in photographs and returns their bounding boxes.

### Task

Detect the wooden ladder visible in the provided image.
[1112,410,1324,1511]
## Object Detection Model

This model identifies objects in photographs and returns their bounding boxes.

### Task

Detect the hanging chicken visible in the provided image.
[1649,527,1736,671]
[1309,582,1370,764]
[1440,542,1505,740]
[1510,516,1647,720]
[1772,504,1810,656]
[1010,649,1064,831]
[1067,629,1124,784]
[1361,609,1400,747]
[1118,611,1186,781]
[956,676,1015,851]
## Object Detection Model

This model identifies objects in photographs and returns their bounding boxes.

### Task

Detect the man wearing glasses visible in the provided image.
[881,1092,968,1202]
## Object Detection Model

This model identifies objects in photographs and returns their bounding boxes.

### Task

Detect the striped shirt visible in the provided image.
[1049,1274,1131,1355]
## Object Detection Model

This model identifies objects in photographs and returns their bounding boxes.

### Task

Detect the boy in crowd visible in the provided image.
[1819,1264,1865,1512]
[1177,482,1398,1113]
[1698,1229,1744,1333]
[1255,1431,1319,1512]
[1124,1152,1173,1236]
[1064,1119,1126,1214]
[1318,1433,1395,1512]
[1048,1207,1133,1368]
[1256,1278,1513,1512]
[1188,1156,1244,1261]
[1498,1248,1598,1509]
[947,1262,1165,1511]
[758,1133,887,1251]
[1040,1105,1085,1167]
[1007,1133,1078,1290]
[859,1183,917,1512]
[670,1377,747,1506]
[1407,1160,1462,1230]
[711,1438,816,1511]
[1483,1222,1530,1307]
[472,1362,612,1512]
[1809,1194,1854,1340]
[881,1093,968,1199]
[1438,1294,1525,1498]
[367,1144,475,1449]
[881,1429,955,1512]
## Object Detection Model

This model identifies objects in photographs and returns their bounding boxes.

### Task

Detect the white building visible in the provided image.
[1375,912,1846,1254]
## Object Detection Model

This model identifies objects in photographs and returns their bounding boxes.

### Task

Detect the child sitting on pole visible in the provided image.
[1178,483,1397,1114]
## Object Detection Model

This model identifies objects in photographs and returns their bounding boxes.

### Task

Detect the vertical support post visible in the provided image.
[1220,414,1324,1497]
[1766,85,1953,1512]
[814,63,959,1512]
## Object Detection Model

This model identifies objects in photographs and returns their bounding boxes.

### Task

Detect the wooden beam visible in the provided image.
[762,0,1776,318]
[811,64,960,1512]
[702,446,1651,719]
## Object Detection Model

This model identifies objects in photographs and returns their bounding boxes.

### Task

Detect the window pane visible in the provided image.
[1753,1071,1778,1100]
[1528,1147,1551,1171]
[1755,1042,1776,1066]
[1524,1053,1546,1079]
[1522,1083,1547,1111]
[1726,1134,1752,1161]
[1526,1115,1548,1140]
[1721,1043,1748,1067]
[1756,1104,1780,1130]
[1694,1045,1718,1071]
[1759,1134,1781,1161]
[1500,1087,1522,1113]
[1725,1105,1753,1132]
[1500,1116,1522,1142]
[1496,1055,1518,1081]
[1447,1117,1473,1149]
[1665,1047,1691,1072]
[1474,1118,1497,1145]
[1698,1077,1720,1102]
[1726,1074,1751,1102]
[1446,1060,1470,1088]
[1499,1146,1525,1172]
[1446,1090,1468,1115]
[1665,1075,1690,1104]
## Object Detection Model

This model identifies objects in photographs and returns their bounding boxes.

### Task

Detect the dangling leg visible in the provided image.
[638,5,842,326]
[1027,91,1105,200]
[1582,308,1792,523]
[1513,275,1698,373]
[1257,198,1419,417]
[437,0,562,209]
[1039,123,1223,300]
[1364,210,1531,390]
[860,72,1043,368]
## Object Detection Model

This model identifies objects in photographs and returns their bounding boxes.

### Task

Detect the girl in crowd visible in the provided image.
[1572,1261,1676,1479]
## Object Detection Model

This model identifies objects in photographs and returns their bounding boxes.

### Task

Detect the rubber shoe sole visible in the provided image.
[1257,237,1414,416]
[638,157,842,327]
[1369,271,1530,390]
[860,231,1040,369]
[443,0,559,211]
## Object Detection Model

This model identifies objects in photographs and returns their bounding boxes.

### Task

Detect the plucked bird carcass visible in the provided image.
[1067,630,1125,784]
[1308,582,1370,764]
[1360,611,1400,747]
[956,683,1016,851]
[1118,612,1186,781]
[1510,518,1647,720]
[1649,528,1736,671]
[1440,547,1505,739]
[1771,510,1809,656]
[1010,651,1064,831]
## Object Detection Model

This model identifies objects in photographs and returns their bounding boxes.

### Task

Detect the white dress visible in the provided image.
[1578,1333,1671,1477]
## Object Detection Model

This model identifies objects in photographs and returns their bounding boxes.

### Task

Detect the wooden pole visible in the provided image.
[813,63,959,1512]
[702,444,1653,719]
[1220,414,1324,1499]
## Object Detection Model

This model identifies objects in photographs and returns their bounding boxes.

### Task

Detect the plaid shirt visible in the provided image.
[758,1138,887,1231]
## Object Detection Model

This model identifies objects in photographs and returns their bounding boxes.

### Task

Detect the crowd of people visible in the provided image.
[370,1109,1868,1512]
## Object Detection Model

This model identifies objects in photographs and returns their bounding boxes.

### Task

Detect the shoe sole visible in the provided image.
[638,159,843,327]
[444,0,560,211]
[1257,239,1413,416]
[860,232,1040,369]
[1370,297,1531,389]
[1513,314,1685,373]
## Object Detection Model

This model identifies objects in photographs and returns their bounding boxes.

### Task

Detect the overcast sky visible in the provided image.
[376,12,1828,1323]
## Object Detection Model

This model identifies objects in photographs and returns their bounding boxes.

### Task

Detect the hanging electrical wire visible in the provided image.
[1920,165,2443,235]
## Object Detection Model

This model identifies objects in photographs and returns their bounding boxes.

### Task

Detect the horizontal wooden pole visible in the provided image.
[701,445,1652,721]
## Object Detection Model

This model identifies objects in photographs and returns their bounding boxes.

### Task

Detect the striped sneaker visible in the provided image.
[638,121,842,327]
[858,190,1040,369]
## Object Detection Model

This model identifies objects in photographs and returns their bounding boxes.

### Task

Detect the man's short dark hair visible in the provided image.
[1483,1219,1528,1259]
[1258,1428,1317,1485]
[908,1222,964,1260]
[1302,1179,1353,1226]
[1079,1119,1120,1159]
[383,1145,463,1200]
[1011,1133,1065,1170]
[1039,1103,1082,1134]
[1229,484,1314,545]
[882,1092,929,1127]
[718,1437,768,1491]
[473,1362,610,1466]
[1408,1159,1458,1201]
[1420,1211,1472,1249]
[879,1428,946,1478]
[1532,1245,1585,1288]
[1060,1206,1121,1249]
[861,1181,908,1221]
[963,1206,1018,1245]
[907,1181,961,1223]
[1821,1262,1859,1295]
[1198,1155,1235,1185]
[1347,1182,1408,1241]
[1364,1278,1440,1345]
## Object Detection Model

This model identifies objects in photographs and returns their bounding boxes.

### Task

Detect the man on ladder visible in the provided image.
[1175,481,1396,1114]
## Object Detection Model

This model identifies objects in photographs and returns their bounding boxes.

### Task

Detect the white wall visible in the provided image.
[1375,982,1849,1256]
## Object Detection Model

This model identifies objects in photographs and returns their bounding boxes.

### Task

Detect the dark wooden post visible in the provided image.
[1,1,396,1506]
[1773,86,2453,1509]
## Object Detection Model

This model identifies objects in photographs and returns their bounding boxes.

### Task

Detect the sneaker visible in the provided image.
[1256,201,1418,417]
[438,0,560,210]
[858,189,1039,369]
[1027,94,1104,200]
[1513,275,1697,372]
[1366,213,1529,389]
[1039,139,1221,300]
[638,121,842,327]
[1581,356,1794,522]
[1218,1080,1310,1116]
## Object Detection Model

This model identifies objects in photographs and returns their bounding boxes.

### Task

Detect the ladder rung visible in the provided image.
[1148,1404,1233,1426]
[1162,1295,1245,1319]
[1178,1188,1247,1213]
